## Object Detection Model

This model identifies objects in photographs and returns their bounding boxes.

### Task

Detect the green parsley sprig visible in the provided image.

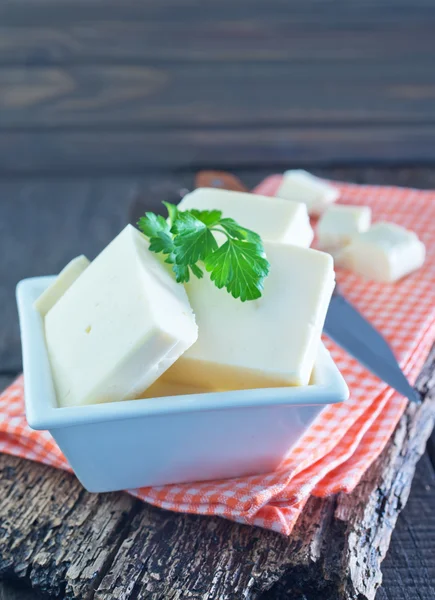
[137,202,270,302]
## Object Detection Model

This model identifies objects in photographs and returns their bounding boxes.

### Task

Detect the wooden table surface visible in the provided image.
[1,1,435,598]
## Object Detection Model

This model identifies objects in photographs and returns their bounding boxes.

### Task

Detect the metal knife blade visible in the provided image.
[324,289,420,403]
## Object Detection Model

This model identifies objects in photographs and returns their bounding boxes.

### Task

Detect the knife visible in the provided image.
[194,170,420,404]
[324,287,420,403]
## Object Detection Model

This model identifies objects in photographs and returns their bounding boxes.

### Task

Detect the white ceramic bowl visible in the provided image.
[17,276,349,493]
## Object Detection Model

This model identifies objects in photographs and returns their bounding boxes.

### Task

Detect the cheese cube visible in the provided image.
[45,225,198,407]
[178,187,313,248]
[339,222,425,282]
[317,205,371,252]
[164,242,335,390]
[275,170,340,215]
[34,255,90,316]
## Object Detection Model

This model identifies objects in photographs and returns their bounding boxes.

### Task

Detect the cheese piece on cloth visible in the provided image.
[178,187,313,247]
[339,222,425,282]
[164,242,335,390]
[275,169,340,215]
[44,225,198,407]
[34,255,90,316]
[317,204,371,254]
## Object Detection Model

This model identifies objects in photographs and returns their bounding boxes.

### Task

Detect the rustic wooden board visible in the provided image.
[2,62,435,129]
[4,125,435,176]
[1,459,434,600]
[0,346,433,599]
[1,0,434,65]
[377,454,435,600]
[1,0,435,171]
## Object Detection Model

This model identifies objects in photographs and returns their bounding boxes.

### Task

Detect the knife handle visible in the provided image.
[195,170,250,192]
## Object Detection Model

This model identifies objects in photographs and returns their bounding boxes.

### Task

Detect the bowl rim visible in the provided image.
[17,276,349,431]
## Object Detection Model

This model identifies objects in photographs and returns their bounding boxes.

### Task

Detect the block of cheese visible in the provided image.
[34,255,90,316]
[317,205,372,253]
[339,222,425,282]
[275,170,340,215]
[164,242,335,390]
[141,379,211,399]
[45,225,198,407]
[178,187,313,248]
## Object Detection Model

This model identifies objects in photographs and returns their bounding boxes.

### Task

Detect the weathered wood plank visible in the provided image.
[4,125,435,176]
[377,453,435,600]
[2,62,435,129]
[0,0,434,67]
[0,347,433,600]
[2,457,434,600]
[0,455,138,599]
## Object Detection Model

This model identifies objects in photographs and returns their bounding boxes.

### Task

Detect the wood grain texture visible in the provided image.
[377,454,435,600]
[1,0,434,170]
[0,347,433,600]
[1,0,434,65]
[2,62,435,129]
[2,457,434,600]
[5,125,435,176]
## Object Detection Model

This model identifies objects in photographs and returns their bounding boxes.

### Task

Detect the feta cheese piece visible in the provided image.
[34,255,90,316]
[317,205,372,252]
[178,187,313,248]
[164,242,335,390]
[339,222,425,282]
[275,170,340,215]
[45,225,198,407]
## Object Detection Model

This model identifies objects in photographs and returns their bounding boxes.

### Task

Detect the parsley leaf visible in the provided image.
[172,263,204,283]
[148,231,175,256]
[137,201,270,301]
[218,217,262,245]
[163,201,178,226]
[172,263,190,283]
[171,212,218,265]
[189,209,222,227]
[204,239,269,301]
[137,212,169,238]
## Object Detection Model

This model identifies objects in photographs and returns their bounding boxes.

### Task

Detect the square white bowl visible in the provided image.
[17,276,349,493]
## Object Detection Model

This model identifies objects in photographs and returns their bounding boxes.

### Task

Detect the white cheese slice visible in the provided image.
[317,205,372,253]
[163,242,335,390]
[178,187,313,248]
[339,222,425,282]
[45,225,198,407]
[34,255,90,316]
[275,170,340,215]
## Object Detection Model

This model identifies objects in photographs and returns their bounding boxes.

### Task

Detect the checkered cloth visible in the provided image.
[1,176,434,535]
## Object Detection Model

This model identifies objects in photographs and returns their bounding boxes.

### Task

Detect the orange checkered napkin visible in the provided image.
[1,176,434,535]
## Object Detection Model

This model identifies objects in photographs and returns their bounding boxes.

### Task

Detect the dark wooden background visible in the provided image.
[0,1,435,598]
